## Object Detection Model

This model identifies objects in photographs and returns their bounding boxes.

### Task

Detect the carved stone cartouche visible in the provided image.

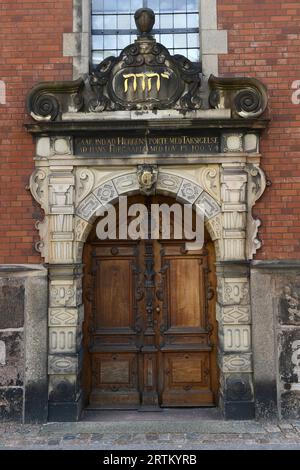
[26,9,268,121]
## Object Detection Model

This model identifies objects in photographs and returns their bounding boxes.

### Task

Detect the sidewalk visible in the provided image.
[0,409,300,450]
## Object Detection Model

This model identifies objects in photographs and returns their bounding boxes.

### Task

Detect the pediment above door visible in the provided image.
[25,8,268,130]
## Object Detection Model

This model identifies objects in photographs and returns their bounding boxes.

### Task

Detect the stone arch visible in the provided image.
[29,165,261,421]
[74,169,223,262]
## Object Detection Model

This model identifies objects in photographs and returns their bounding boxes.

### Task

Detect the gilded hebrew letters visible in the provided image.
[123,72,170,93]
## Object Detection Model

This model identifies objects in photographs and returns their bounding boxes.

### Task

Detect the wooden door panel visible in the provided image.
[158,240,216,406]
[95,258,132,329]
[83,197,218,409]
[87,241,142,408]
[168,258,205,328]
[161,352,214,406]
[90,352,140,408]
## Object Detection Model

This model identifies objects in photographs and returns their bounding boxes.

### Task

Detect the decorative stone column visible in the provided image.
[48,263,84,421]
[217,163,254,419]
[30,151,85,420]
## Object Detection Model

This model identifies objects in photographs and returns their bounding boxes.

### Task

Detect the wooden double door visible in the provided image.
[83,198,218,409]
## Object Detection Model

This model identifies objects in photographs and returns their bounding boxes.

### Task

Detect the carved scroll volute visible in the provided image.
[209,75,268,119]
[29,168,49,212]
[26,78,84,121]
[246,164,267,259]
[76,169,95,204]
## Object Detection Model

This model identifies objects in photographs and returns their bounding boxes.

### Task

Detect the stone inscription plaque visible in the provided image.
[74,132,220,157]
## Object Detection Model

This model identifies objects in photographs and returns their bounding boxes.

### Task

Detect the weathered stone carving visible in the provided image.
[218,278,250,306]
[137,164,158,196]
[280,286,300,325]
[156,172,182,196]
[49,327,77,353]
[209,75,268,119]
[27,78,84,121]
[48,355,78,374]
[195,192,220,219]
[206,213,222,241]
[52,137,72,155]
[93,180,119,205]
[76,169,95,204]
[49,281,77,308]
[222,354,252,373]
[29,168,48,212]
[35,218,49,260]
[49,307,82,327]
[74,216,92,243]
[224,325,251,352]
[177,179,203,204]
[197,166,221,204]
[113,173,140,195]
[221,305,251,324]
[76,193,101,222]
[49,173,75,214]
[246,164,267,259]
[221,169,247,206]
[221,133,243,153]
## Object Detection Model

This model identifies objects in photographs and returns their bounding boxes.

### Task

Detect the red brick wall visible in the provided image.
[1,1,300,263]
[218,0,300,259]
[0,0,73,264]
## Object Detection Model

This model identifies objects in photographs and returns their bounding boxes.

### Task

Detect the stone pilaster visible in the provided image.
[217,163,254,419]
[216,261,254,419]
[221,163,247,261]
[47,264,84,421]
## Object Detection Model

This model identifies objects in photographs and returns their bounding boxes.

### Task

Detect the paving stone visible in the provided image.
[170,433,186,443]
[264,424,281,433]
[256,438,270,444]
[146,433,159,441]
[279,423,293,431]
[76,433,91,440]
[90,433,104,441]
[283,432,300,439]
[47,439,61,446]
[158,433,171,441]
[186,432,204,441]
[1,421,300,449]
[62,434,77,441]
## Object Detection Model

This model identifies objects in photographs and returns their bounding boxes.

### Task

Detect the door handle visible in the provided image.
[155,306,161,314]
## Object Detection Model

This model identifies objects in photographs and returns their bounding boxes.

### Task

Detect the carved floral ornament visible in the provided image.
[26,9,268,120]
[28,164,268,264]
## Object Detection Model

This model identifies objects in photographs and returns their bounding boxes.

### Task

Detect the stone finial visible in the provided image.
[134,8,155,36]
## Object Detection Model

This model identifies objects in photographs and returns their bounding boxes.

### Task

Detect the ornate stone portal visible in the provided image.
[26,9,268,421]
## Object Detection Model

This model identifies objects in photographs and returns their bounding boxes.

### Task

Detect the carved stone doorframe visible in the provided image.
[29,161,266,421]
[25,9,268,419]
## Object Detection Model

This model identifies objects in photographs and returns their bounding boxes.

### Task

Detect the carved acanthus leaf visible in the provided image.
[246,164,267,259]
[76,169,95,203]
[197,166,220,204]
[30,169,48,212]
